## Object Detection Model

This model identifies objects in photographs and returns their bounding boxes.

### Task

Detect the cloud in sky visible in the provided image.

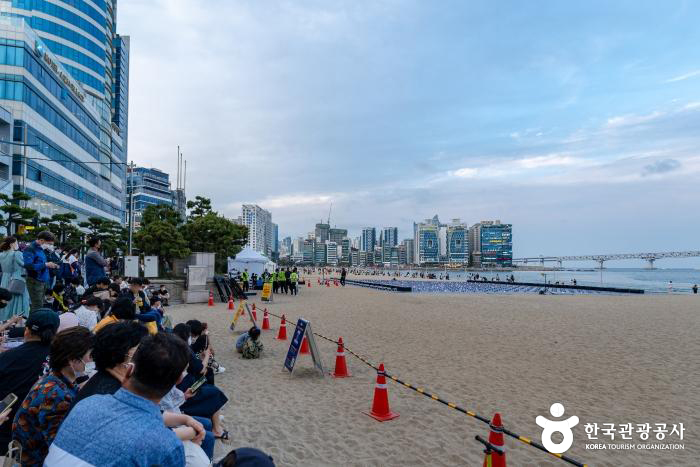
[665,70,700,83]
[120,1,700,262]
[642,158,682,176]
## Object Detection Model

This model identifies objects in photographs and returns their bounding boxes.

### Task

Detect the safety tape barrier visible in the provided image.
[259,308,587,467]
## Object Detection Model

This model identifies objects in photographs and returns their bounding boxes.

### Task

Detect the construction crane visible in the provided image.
[327,203,332,225]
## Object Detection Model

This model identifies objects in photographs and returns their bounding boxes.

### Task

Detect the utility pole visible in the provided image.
[127,161,135,255]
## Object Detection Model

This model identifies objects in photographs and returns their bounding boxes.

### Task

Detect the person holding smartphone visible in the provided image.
[0,310,59,456]
[12,327,94,466]
[172,324,229,440]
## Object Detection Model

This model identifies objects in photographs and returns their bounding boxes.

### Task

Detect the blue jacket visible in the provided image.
[23,242,50,284]
[85,250,107,286]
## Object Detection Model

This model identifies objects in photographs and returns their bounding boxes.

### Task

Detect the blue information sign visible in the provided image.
[284,319,308,373]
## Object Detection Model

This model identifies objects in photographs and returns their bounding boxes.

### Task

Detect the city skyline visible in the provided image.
[120,1,700,267]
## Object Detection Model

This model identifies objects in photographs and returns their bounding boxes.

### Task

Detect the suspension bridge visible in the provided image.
[512,251,700,269]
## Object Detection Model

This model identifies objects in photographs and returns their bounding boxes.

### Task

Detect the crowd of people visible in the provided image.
[0,231,275,466]
[231,267,301,296]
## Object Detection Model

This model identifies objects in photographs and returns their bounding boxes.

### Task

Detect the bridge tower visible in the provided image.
[597,259,605,269]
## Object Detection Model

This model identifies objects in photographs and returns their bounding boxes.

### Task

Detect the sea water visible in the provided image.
[374,268,700,294]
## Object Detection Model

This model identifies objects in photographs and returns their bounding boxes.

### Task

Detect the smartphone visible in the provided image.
[0,393,18,417]
[190,376,207,394]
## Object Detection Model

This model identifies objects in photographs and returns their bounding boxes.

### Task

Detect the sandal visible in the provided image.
[214,430,229,440]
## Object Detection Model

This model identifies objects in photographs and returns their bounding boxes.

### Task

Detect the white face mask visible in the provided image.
[11,242,18,251]
[71,360,87,378]
[84,361,96,374]
[187,337,192,345]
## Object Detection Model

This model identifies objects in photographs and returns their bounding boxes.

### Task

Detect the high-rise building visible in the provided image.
[402,238,415,265]
[382,227,398,247]
[469,220,512,267]
[447,219,469,264]
[340,238,350,264]
[0,5,129,224]
[241,205,273,257]
[361,227,376,252]
[291,237,303,262]
[314,223,330,243]
[126,166,174,228]
[326,241,338,266]
[270,223,279,261]
[329,227,347,245]
[314,241,327,265]
[414,222,440,264]
[302,238,315,264]
[480,222,512,267]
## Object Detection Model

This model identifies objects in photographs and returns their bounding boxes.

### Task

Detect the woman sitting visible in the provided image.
[12,327,94,466]
[74,321,148,404]
[93,297,137,333]
[172,323,229,440]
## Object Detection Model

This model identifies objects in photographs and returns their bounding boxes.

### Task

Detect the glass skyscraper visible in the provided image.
[447,222,468,264]
[480,223,513,266]
[0,0,128,224]
[126,166,173,228]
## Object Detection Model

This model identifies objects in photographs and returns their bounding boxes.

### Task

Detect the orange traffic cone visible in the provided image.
[228,296,234,310]
[483,413,506,467]
[365,363,399,421]
[208,290,214,307]
[299,336,310,354]
[332,337,350,378]
[262,310,270,330]
[275,314,287,340]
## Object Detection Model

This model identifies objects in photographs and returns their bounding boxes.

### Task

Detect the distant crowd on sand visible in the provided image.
[0,230,275,466]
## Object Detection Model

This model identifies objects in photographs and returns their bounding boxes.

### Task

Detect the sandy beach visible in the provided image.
[168,277,699,466]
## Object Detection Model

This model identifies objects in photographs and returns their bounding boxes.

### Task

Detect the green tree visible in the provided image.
[186,196,214,220]
[141,204,182,227]
[38,213,84,250]
[134,220,190,274]
[179,213,248,273]
[79,217,127,257]
[0,191,38,237]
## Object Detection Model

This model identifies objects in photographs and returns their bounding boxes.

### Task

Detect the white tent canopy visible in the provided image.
[227,246,276,277]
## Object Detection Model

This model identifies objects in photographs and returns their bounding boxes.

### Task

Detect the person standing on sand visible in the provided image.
[340,268,346,286]
[693,284,698,294]
[668,281,673,294]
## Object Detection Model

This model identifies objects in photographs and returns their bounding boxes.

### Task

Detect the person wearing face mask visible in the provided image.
[23,231,59,314]
[74,321,147,404]
[0,310,59,456]
[85,237,108,287]
[0,236,30,320]
[11,326,93,466]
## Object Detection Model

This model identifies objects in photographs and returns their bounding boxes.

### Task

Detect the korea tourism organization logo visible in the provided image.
[536,403,686,454]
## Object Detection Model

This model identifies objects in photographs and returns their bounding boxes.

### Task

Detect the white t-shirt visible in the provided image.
[75,305,99,330]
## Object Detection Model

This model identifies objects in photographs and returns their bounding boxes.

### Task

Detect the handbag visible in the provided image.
[5,252,26,295]
[7,278,26,295]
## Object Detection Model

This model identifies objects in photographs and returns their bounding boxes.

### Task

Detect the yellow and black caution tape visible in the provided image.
[262,308,587,467]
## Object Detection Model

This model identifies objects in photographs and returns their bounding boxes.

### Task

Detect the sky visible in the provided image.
[119,0,700,267]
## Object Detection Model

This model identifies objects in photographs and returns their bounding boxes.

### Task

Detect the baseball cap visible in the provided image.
[25,309,60,334]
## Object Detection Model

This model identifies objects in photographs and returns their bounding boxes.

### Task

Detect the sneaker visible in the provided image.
[215,366,226,374]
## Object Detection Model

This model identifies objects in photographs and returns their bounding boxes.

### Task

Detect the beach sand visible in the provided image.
[168,277,699,466]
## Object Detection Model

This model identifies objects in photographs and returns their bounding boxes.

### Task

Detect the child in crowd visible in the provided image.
[236,326,263,359]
